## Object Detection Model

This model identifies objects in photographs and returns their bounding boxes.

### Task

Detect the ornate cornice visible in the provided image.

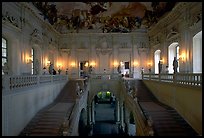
[148,2,189,35]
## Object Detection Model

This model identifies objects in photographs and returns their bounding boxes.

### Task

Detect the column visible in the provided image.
[91,100,95,124]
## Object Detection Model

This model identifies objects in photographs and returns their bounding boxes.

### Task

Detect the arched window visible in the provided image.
[168,42,179,73]
[2,37,8,75]
[193,31,202,73]
[154,50,161,74]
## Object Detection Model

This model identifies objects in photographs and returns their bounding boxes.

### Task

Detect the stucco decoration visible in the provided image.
[137,41,149,55]
[166,28,180,44]
[96,35,112,55]
[60,43,71,56]
[30,29,43,46]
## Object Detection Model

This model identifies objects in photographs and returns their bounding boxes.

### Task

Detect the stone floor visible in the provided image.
[93,103,120,136]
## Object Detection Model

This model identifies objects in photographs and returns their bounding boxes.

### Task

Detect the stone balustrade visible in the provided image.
[142,73,202,87]
[121,80,154,136]
[89,73,122,80]
[2,75,69,92]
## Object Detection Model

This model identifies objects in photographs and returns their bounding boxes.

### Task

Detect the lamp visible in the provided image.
[133,61,139,67]
[70,62,76,68]
[26,56,32,64]
[47,60,51,66]
[84,62,89,67]
[180,52,186,63]
[147,62,152,67]
[90,61,96,67]
[113,61,119,67]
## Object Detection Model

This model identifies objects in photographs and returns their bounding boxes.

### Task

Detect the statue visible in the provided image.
[48,62,54,74]
[158,60,162,74]
[173,57,178,73]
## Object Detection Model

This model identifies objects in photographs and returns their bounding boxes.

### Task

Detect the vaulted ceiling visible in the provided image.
[32,2,176,33]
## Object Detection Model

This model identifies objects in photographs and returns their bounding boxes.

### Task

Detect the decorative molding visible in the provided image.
[118,48,131,52]
[60,48,71,56]
[149,2,188,35]
[95,35,113,55]
[2,11,22,31]
[136,41,149,55]
[76,48,89,52]
[30,29,43,46]
[166,29,179,40]
[96,48,112,55]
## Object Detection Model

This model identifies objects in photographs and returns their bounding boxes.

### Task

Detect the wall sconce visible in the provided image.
[133,61,139,67]
[90,61,96,67]
[26,56,32,64]
[160,58,164,64]
[46,60,51,66]
[70,62,76,68]
[84,62,89,67]
[57,64,62,69]
[159,59,163,64]
[147,62,152,67]
[113,61,119,67]
[179,52,186,63]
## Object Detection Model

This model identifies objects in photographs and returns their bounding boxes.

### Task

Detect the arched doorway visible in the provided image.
[193,31,202,73]
[93,91,119,136]
[128,111,136,136]
[78,108,88,136]
[154,50,161,74]
[168,42,179,73]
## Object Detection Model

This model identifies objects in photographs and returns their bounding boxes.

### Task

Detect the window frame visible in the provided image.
[2,37,8,75]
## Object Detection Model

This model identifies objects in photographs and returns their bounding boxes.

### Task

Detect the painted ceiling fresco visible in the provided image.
[32,2,176,33]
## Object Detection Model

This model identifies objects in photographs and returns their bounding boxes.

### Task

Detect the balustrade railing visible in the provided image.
[143,73,202,87]
[121,80,154,136]
[89,73,122,80]
[2,75,69,91]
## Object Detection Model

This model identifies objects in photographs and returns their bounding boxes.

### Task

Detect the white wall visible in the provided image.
[193,31,202,73]
[2,82,67,136]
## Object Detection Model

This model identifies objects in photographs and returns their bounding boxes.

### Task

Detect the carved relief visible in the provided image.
[30,29,43,46]
[189,11,202,28]
[95,35,112,55]
[166,28,180,44]
[2,11,20,29]
[137,41,149,55]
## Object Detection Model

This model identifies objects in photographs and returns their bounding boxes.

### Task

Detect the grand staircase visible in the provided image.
[19,80,83,136]
[135,80,198,136]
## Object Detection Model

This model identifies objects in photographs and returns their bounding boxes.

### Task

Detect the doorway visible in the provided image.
[119,61,130,77]
[79,61,89,78]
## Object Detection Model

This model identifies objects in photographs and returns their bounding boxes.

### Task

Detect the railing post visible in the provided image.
[173,73,177,84]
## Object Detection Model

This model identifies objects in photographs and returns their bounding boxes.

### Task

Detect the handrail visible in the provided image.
[121,80,154,136]
[2,75,69,92]
[142,73,202,87]
[62,79,89,136]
